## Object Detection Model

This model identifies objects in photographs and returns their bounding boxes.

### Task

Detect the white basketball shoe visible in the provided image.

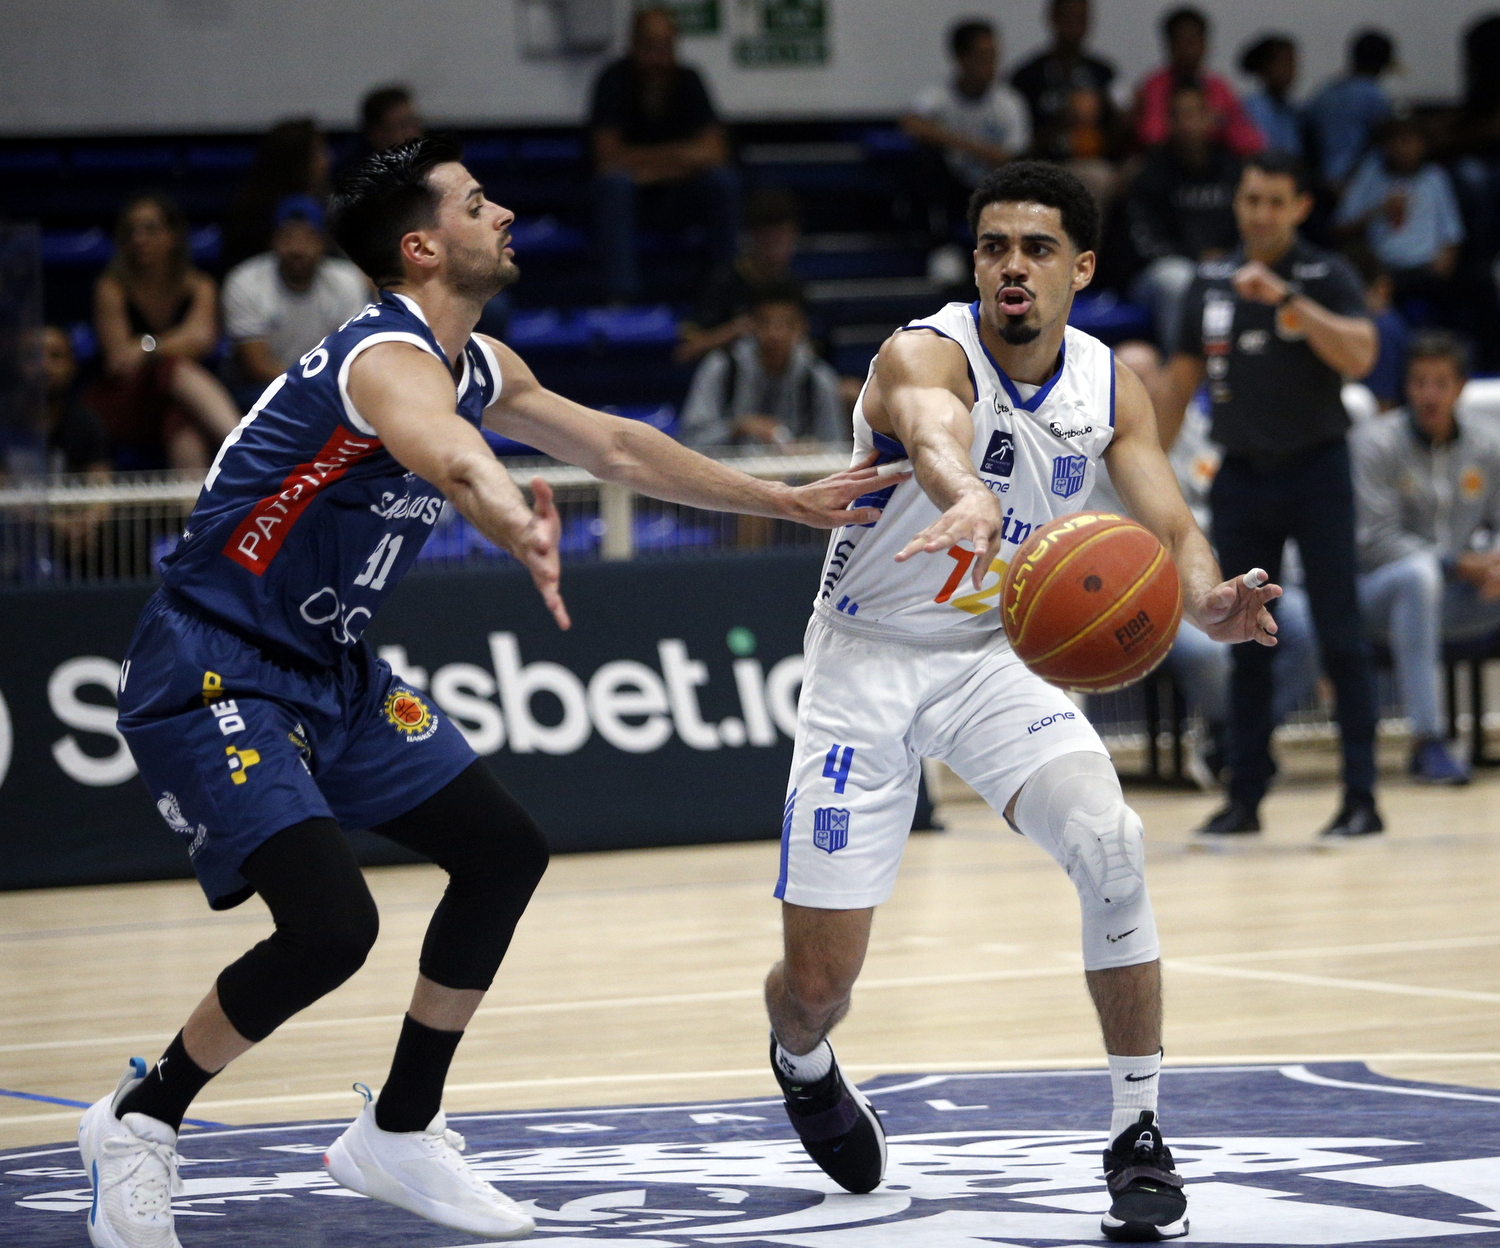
[78,1058,184,1248]
[323,1092,535,1239]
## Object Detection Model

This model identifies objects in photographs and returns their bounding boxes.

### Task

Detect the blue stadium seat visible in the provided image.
[509,216,589,258]
[0,149,63,173]
[1068,291,1153,343]
[184,146,255,172]
[582,305,677,346]
[71,146,177,173]
[507,308,592,350]
[42,228,111,266]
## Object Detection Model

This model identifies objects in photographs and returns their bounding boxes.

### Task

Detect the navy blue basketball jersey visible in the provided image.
[161,292,502,665]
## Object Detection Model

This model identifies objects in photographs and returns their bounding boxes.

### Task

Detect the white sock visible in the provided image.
[773,1036,833,1084]
[1108,1050,1161,1139]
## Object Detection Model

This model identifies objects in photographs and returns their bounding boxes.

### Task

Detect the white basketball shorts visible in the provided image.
[774,612,1110,909]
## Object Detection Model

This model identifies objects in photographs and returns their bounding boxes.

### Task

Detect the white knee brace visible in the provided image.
[1013,751,1160,971]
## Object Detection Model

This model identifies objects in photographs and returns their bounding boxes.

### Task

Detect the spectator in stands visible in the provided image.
[1125,82,1242,347]
[676,188,801,365]
[337,85,424,180]
[222,194,370,393]
[1133,7,1265,159]
[0,327,112,480]
[1348,244,1410,411]
[905,19,1031,187]
[1240,34,1302,158]
[1011,0,1118,145]
[1304,30,1395,191]
[221,119,332,273]
[1334,116,1463,300]
[1351,331,1500,784]
[92,194,240,472]
[678,282,843,449]
[590,5,738,303]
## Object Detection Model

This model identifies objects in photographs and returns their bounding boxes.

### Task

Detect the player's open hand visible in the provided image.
[782,450,912,528]
[512,477,571,630]
[894,484,1004,589]
[1196,568,1281,645]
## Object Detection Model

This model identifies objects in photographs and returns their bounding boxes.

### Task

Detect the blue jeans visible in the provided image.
[1164,584,1320,731]
[1210,440,1379,805]
[1360,554,1500,738]
[594,165,742,302]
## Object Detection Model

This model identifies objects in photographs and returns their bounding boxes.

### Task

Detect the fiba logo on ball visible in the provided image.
[384,689,438,742]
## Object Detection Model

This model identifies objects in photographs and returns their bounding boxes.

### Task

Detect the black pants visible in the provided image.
[1209,438,1378,806]
[215,761,549,1043]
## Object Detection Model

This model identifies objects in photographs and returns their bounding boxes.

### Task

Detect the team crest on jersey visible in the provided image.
[156,792,208,857]
[385,689,438,742]
[812,807,850,853]
[980,430,1014,478]
[1050,454,1088,499]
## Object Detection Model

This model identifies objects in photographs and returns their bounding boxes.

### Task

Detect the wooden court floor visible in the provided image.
[4,771,1500,1149]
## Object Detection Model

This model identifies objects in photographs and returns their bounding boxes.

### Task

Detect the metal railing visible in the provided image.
[0,446,859,585]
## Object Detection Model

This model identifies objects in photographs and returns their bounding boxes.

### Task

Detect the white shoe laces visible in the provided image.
[419,1125,517,1201]
[99,1132,182,1217]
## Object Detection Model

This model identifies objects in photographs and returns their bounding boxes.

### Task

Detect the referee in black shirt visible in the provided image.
[1161,151,1384,840]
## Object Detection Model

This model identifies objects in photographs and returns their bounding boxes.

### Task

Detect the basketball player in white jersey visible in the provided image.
[761,162,1280,1242]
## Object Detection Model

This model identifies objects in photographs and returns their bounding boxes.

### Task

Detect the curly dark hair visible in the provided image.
[329,135,465,286]
[966,161,1100,254]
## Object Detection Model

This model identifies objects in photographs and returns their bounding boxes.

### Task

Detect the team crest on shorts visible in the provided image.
[385,689,438,742]
[1050,454,1087,499]
[812,807,850,854]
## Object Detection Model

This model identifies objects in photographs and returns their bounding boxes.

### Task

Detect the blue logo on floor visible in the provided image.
[11,1063,1500,1246]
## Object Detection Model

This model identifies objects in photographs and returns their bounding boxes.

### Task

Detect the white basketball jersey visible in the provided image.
[816,301,1116,639]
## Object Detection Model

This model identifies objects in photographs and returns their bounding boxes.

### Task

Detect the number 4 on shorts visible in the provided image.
[823,744,854,794]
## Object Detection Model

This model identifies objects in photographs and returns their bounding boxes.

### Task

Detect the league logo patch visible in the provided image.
[812,807,850,854]
[156,791,208,857]
[980,430,1014,478]
[1050,454,1087,499]
[385,689,438,742]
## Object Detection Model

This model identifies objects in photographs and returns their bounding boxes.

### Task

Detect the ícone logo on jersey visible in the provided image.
[812,807,850,853]
[1050,454,1088,499]
[385,689,438,741]
[980,431,1014,478]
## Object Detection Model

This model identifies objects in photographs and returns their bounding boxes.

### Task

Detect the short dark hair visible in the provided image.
[1407,329,1470,379]
[361,84,413,134]
[745,188,800,231]
[1243,149,1312,196]
[1162,6,1207,40]
[749,278,807,314]
[1351,29,1394,76]
[328,135,464,286]
[1240,34,1293,77]
[950,18,995,59]
[967,161,1100,253]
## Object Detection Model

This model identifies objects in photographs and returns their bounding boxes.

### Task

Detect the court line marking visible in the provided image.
[1163,960,1500,1003]
[1281,1064,1500,1105]
[11,933,1500,1055]
[8,1053,1500,1128]
[8,1056,1500,1139]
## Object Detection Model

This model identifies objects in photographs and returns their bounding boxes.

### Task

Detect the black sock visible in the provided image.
[115,1032,218,1132]
[375,1015,464,1133]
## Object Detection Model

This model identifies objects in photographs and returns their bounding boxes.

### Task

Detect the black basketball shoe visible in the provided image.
[1102,1111,1188,1241]
[770,1038,886,1193]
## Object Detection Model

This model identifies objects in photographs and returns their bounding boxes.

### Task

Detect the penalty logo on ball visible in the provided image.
[384,689,437,741]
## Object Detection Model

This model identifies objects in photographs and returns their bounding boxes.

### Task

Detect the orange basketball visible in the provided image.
[1000,512,1182,693]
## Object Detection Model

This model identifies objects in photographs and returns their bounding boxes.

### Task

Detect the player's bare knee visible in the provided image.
[782,963,854,1025]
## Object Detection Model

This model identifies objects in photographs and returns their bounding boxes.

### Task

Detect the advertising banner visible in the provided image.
[0,551,931,892]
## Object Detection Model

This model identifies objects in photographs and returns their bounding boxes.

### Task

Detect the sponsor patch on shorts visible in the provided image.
[813,807,850,853]
[384,689,438,742]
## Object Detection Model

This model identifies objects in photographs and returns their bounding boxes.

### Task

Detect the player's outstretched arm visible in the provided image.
[346,342,570,629]
[478,335,897,527]
[868,330,1003,590]
[1105,357,1279,646]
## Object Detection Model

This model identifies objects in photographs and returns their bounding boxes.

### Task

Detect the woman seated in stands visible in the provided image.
[92,193,240,472]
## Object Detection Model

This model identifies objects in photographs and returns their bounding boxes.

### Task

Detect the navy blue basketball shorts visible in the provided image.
[118,591,477,909]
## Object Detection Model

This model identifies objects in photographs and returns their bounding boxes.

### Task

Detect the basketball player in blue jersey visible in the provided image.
[760,164,1282,1241]
[78,136,893,1247]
